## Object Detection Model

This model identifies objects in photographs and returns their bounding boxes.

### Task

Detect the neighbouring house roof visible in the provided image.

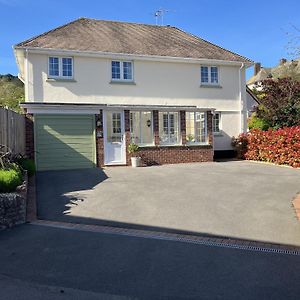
[15,18,252,63]
[247,59,300,85]
[246,86,260,104]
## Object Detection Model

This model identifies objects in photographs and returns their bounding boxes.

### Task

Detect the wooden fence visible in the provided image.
[0,108,25,155]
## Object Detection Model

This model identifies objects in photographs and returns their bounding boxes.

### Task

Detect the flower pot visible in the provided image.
[131,157,141,168]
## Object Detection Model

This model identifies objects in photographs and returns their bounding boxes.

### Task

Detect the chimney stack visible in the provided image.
[254,62,261,76]
[279,58,287,65]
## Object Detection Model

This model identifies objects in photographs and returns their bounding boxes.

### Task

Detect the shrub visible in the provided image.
[0,168,22,192]
[128,143,139,154]
[232,126,300,168]
[248,114,270,131]
[17,158,35,177]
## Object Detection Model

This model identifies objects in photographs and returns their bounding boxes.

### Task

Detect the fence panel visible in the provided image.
[0,108,25,155]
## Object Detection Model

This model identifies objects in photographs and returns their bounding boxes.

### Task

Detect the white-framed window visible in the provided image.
[159,112,180,145]
[48,57,73,79]
[186,112,208,144]
[201,66,219,84]
[111,61,133,81]
[213,112,221,133]
[130,111,153,145]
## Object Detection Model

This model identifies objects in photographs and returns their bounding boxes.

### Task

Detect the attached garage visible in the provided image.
[35,114,96,171]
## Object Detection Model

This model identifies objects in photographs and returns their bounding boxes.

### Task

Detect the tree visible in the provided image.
[256,78,300,129]
[0,74,24,112]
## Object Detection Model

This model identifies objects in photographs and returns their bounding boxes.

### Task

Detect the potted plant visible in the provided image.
[128,143,141,167]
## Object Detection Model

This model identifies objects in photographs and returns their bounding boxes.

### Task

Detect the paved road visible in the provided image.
[1,224,300,299]
[37,161,300,246]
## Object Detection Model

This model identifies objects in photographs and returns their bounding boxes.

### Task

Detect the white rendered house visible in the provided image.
[14,18,253,170]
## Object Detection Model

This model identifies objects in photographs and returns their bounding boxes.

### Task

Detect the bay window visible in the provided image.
[130,111,153,145]
[186,112,207,144]
[159,112,180,145]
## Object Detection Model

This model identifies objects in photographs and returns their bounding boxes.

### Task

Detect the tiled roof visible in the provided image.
[15,18,252,63]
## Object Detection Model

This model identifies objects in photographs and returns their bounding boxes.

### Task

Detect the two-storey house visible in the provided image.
[14,18,253,171]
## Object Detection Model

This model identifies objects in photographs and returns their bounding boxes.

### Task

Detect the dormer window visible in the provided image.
[111,61,133,81]
[201,66,219,85]
[48,57,73,79]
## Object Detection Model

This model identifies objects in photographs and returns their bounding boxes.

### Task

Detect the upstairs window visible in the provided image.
[111,61,133,81]
[48,57,73,79]
[201,66,219,84]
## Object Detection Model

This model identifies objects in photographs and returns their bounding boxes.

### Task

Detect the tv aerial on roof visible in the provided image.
[154,8,175,26]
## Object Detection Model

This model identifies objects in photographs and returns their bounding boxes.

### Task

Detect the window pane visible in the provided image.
[159,112,179,144]
[112,61,121,79]
[140,111,153,144]
[49,57,59,76]
[107,112,122,143]
[130,112,141,144]
[62,57,73,77]
[211,66,218,83]
[123,62,132,80]
[185,112,195,143]
[201,66,209,83]
[195,112,206,143]
[213,113,220,132]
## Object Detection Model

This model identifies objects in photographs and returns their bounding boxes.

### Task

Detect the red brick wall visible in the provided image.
[95,110,104,167]
[25,114,34,159]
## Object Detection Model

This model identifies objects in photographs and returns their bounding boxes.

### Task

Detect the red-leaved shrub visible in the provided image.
[232,126,300,168]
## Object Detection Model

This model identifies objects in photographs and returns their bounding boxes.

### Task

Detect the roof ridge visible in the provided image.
[81,17,167,28]
[15,18,85,47]
[171,26,253,63]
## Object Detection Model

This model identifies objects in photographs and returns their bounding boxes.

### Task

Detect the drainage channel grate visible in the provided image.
[32,221,300,256]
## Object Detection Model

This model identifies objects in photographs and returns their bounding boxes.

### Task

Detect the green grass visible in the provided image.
[0,168,22,193]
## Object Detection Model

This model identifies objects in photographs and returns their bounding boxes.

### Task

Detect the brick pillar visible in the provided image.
[180,111,186,145]
[25,114,34,159]
[124,110,131,165]
[153,110,159,146]
[207,111,213,146]
[95,110,104,167]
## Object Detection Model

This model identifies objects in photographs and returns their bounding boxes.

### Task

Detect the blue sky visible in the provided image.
[1,0,299,79]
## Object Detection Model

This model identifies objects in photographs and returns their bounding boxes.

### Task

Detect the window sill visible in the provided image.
[186,143,210,146]
[47,78,76,82]
[213,132,223,136]
[137,144,155,148]
[200,84,222,89]
[110,80,136,85]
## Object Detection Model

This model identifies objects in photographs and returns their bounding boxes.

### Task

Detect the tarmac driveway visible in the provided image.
[36,161,300,246]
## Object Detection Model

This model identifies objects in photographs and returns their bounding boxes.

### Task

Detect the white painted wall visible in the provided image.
[25,52,247,150]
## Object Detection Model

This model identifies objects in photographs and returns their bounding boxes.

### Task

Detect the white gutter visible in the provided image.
[25,49,29,101]
[13,46,253,67]
[239,63,245,133]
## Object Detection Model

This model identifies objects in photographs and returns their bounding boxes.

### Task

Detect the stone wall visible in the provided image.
[0,173,28,230]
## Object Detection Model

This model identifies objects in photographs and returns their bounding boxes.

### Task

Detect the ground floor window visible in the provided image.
[159,112,180,144]
[130,111,153,145]
[213,112,221,133]
[185,112,207,144]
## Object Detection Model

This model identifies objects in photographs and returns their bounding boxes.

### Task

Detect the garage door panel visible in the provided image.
[35,115,96,171]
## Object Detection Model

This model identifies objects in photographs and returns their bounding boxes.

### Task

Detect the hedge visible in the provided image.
[232,126,300,168]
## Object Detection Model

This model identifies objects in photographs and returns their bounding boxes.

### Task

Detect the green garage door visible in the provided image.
[35,115,96,171]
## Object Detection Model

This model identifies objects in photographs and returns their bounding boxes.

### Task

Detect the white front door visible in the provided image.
[104,111,126,165]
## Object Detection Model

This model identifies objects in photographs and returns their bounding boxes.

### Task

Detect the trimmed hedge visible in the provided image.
[0,168,23,192]
[232,126,300,168]
[17,158,35,177]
